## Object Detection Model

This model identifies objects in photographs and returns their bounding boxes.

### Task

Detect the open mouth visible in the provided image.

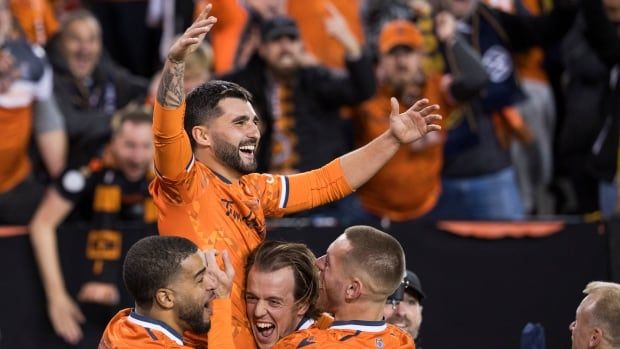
[253,321,276,342]
[239,144,256,160]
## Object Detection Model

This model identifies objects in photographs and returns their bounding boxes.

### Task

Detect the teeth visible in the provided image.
[240,145,255,151]
[256,322,274,329]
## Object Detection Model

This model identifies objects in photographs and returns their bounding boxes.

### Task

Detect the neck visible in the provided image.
[196,152,242,183]
[333,300,385,322]
[134,304,184,336]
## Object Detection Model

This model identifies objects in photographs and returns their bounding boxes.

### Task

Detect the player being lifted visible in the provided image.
[151,3,441,348]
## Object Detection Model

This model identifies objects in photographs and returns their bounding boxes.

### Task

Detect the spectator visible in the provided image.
[569,281,620,349]
[576,0,620,217]
[0,0,66,347]
[483,0,557,216]
[10,0,59,45]
[151,5,440,348]
[194,0,287,74]
[30,104,157,347]
[221,15,375,220]
[45,9,148,167]
[245,240,333,349]
[288,0,365,69]
[558,11,610,215]
[354,18,486,222]
[385,270,425,343]
[275,226,414,348]
[86,0,159,77]
[431,0,576,220]
[99,237,236,348]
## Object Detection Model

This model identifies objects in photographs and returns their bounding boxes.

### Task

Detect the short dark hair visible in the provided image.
[184,80,253,149]
[123,236,198,308]
[111,103,152,133]
[246,240,321,319]
[343,226,406,298]
[60,9,101,35]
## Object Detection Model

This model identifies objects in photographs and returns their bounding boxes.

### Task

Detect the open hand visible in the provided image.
[48,293,85,345]
[167,3,217,63]
[389,97,442,143]
[324,2,361,58]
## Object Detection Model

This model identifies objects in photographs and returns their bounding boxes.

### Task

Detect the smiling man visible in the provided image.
[245,241,333,348]
[152,4,441,348]
[99,236,235,348]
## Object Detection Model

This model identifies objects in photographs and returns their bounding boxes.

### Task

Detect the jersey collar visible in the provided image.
[330,320,387,332]
[128,310,184,345]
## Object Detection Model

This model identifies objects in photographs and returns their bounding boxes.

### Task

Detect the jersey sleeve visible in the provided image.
[207,298,236,349]
[151,101,203,204]
[255,158,353,217]
[152,100,194,180]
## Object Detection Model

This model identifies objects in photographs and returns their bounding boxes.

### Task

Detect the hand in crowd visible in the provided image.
[167,3,217,63]
[48,291,85,345]
[408,0,432,17]
[204,249,235,299]
[324,2,361,59]
[389,97,442,144]
[0,50,20,94]
[435,11,457,44]
[78,281,120,306]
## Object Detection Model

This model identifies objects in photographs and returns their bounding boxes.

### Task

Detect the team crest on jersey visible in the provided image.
[375,338,384,349]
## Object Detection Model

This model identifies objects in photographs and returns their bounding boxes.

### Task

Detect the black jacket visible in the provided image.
[580,0,620,182]
[220,51,376,172]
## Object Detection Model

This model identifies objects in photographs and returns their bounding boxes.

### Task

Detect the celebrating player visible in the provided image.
[151,3,441,347]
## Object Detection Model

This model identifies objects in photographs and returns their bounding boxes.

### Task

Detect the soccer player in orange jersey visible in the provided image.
[151,4,441,348]
[99,236,235,349]
[245,241,333,349]
[274,226,414,349]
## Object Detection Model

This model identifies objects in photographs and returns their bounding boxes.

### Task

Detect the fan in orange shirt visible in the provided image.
[151,4,441,348]
[274,226,414,349]
[99,236,236,349]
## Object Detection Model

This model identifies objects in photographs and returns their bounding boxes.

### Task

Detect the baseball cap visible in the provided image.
[378,20,423,54]
[403,270,425,302]
[260,16,300,42]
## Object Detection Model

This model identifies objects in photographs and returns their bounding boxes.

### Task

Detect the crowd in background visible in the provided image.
[1,0,620,347]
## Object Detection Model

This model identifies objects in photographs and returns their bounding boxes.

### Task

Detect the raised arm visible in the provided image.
[153,5,217,178]
[279,98,440,214]
[340,98,441,189]
[29,188,84,345]
[204,249,236,349]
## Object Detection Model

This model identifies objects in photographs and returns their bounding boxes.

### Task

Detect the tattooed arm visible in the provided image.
[156,4,217,107]
[152,5,217,178]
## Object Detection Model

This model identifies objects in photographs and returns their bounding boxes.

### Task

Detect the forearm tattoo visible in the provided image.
[157,61,185,108]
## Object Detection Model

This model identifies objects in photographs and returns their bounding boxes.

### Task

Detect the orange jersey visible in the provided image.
[149,101,352,348]
[10,0,59,45]
[353,76,446,221]
[296,313,334,331]
[99,299,235,349]
[274,320,415,349]
[288,0,364,69]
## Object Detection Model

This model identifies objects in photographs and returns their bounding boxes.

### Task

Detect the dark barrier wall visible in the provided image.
[269,221,610,349]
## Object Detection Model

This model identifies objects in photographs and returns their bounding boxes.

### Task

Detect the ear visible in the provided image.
[154,288,175,310]
[192,125,211,147]
[295,302,310,317]
[345,278,362,302]
[589,328,603,347]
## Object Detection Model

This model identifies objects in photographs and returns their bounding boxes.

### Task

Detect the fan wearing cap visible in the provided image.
[352,18,488,222]
[220,15,376,205]
[384,270,426,341]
